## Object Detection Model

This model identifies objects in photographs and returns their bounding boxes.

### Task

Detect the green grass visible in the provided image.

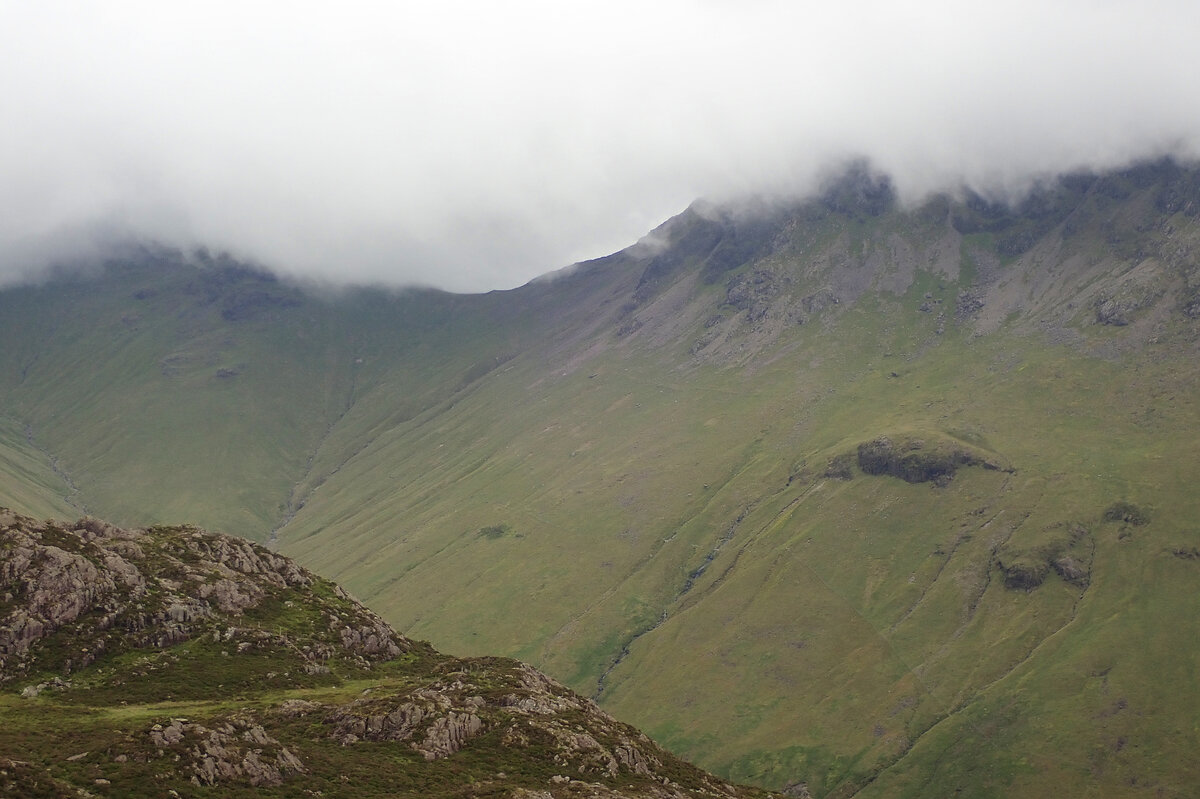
[271,269,1199,794]
[0,415,76,518]
[3,169,1200,795]
[2,516,777,798]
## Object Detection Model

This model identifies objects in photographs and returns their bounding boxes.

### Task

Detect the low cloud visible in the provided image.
[3,1,1200,291]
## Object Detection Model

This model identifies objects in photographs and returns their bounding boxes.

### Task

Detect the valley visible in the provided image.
[2,160,1199,796]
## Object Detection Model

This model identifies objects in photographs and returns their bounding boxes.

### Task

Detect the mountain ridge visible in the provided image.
[1,158,1199,794]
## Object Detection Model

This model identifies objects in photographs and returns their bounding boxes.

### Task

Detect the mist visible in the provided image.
[4,0,1200,291]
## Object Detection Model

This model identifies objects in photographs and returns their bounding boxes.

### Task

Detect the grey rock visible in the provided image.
[417,711,484,760]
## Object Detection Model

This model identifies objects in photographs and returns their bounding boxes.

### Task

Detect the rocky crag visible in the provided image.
[0,508,777,798]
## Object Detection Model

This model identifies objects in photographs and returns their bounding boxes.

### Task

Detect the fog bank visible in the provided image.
[3,1,1199,290]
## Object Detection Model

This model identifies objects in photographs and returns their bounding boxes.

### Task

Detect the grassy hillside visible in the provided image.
[0,509,774,798]
[0,415,76,518]
[1,160,1199,795]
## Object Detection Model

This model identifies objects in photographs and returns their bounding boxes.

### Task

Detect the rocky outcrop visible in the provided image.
[799,286,838,316]
[147,717,305,787]
[955,287,985,320]
[856,435,1006,486]
[0,509,776,799]
[0,514,133,671]
[726,269,783,322]
[322,659,739,790]
[0,509,409,683]
[1102,501,1150,526]
[419,710,486,760]
[822,453,855,480]
[335,611,404,658]
[996,522,1094,592]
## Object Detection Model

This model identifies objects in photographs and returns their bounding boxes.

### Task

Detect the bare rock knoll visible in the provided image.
[0,508,776,798]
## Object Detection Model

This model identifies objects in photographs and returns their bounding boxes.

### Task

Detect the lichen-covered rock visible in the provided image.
[335,618,405,659]
[0,509,412,684]
[147,717,305,787]
[0,529,121,668]
[1,509,777,799]
[418,711,485,760]
[326,658,687,785]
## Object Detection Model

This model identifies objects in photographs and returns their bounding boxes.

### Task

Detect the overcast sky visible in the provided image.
[3,1,1200,292]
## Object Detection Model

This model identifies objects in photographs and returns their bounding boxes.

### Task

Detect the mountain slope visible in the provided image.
[0,508,776,798]
[0,415,75,519]
[1,159,1199,795]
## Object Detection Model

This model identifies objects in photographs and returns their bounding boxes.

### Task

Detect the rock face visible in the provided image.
[726,268,783,322]
[148,717,305,787]
[0,509,777,799]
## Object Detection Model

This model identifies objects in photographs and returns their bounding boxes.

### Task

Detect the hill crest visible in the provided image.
[0,508,777,798]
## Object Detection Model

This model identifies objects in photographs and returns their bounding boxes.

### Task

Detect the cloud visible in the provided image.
[3,0,1200,291]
